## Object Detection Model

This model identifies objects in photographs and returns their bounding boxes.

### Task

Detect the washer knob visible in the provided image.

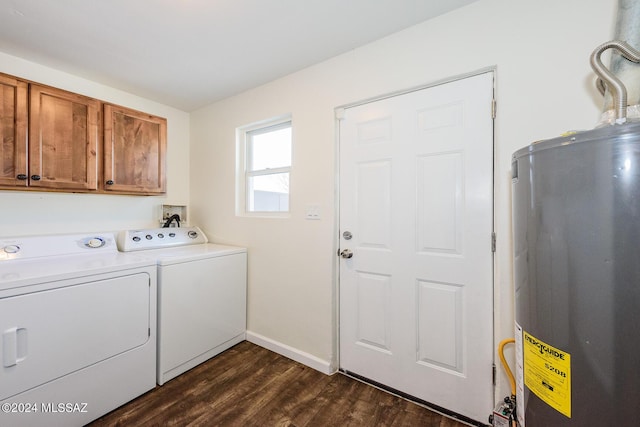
[87,238,105,248]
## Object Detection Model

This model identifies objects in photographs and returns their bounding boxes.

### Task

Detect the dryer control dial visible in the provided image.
[3,244,20,254]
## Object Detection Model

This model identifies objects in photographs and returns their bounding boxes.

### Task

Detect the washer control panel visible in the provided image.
[117,226,208,252]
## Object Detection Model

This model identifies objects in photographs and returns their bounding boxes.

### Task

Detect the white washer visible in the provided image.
[117,227,247,385]
[0,232,157,427]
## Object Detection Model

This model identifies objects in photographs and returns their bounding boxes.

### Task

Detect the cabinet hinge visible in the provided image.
[491,98,497,119]
[492,364,497,385]
[491,232,496,252]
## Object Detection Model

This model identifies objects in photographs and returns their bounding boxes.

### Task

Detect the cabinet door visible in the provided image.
[0,74,28,187]
[104,104,166,194]
[29,84,100,190]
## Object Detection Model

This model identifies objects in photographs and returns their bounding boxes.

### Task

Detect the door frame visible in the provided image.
[332,66,497,415]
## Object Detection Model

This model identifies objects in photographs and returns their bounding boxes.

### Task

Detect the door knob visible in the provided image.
[340,249,353,259]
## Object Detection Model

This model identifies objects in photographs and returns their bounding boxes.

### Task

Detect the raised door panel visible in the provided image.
[0,74,28,187]
[29,84,99,190]
[103,104,166,194]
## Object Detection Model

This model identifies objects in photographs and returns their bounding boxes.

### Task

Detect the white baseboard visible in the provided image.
[246,331,334,375]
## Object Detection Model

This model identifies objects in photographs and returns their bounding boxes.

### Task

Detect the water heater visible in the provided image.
[511,122,640,426]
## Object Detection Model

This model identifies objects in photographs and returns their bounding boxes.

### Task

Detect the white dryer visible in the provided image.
[0,232,157,427]
[117,227,247,385]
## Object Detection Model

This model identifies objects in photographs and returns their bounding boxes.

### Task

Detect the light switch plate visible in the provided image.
[305,204,321,220]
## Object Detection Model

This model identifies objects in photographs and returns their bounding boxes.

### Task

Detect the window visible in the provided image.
[237,116,292,215]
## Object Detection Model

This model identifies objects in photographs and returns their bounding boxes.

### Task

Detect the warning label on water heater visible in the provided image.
[523,331,571,418]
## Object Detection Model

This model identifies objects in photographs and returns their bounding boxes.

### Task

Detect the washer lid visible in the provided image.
[154,243,246,266]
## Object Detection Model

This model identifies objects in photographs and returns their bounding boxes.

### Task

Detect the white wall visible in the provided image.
[0,52,191,236]
[190,0,618,400]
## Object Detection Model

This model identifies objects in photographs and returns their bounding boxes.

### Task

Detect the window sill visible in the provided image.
[237,211,291,219]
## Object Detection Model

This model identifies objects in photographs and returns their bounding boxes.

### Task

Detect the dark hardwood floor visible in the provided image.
[89,341,471,427]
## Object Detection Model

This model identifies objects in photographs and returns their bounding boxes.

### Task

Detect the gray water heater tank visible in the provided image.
[512,122,640,426]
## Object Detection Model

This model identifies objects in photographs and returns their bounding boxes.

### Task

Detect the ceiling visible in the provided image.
[0,0,477,111]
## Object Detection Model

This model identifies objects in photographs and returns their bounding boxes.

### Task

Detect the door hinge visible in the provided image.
[491,98,497,119]
[491,232,496,252]
[492,364,497,385]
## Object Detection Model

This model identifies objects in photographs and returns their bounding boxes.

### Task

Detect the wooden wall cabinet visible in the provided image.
[29,84,100,191]
[0,74,28,187]
[0,72,167,195]
[103,104,167,194]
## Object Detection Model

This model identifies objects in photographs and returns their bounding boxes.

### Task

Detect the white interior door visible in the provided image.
[339,72,494,423]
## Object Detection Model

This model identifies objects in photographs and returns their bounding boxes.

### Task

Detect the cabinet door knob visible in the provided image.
[106,180,114,185]
[16,174,28,180]
[31,175,41,181]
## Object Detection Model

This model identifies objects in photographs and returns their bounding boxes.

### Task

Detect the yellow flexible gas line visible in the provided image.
[499,338,516,396]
